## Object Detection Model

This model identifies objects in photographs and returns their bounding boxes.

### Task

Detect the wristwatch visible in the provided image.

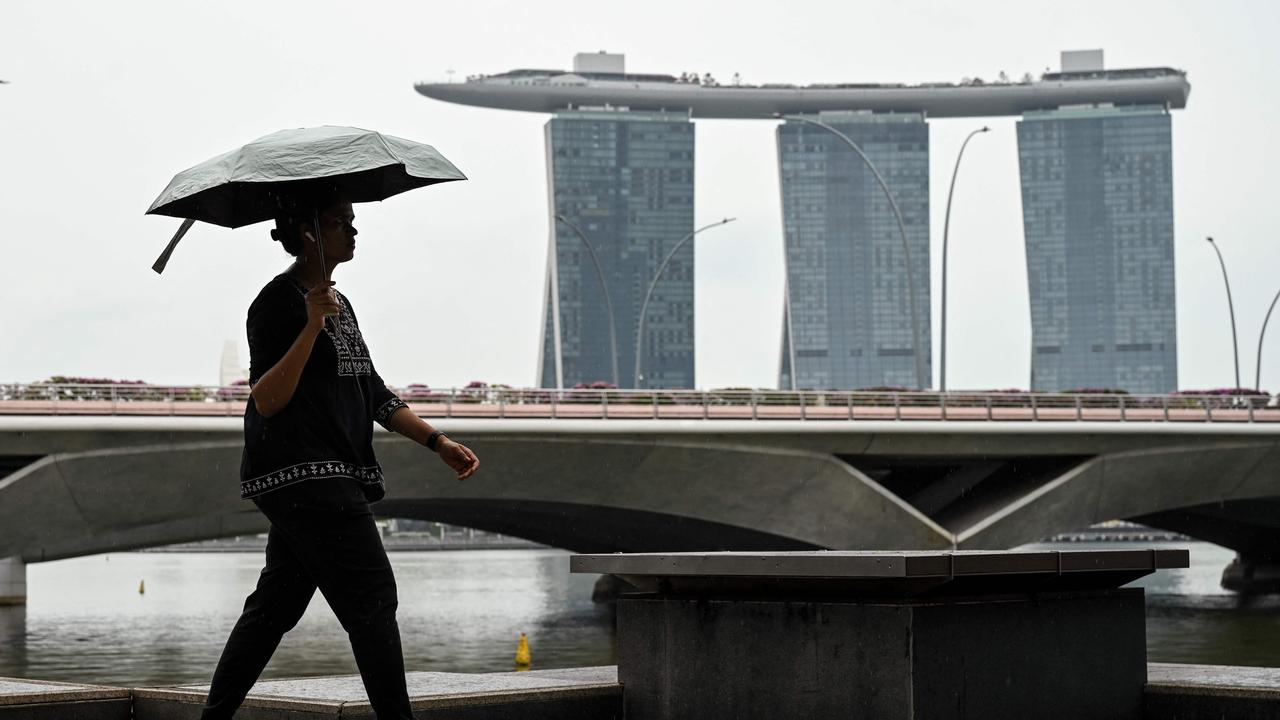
[426,430,446,452]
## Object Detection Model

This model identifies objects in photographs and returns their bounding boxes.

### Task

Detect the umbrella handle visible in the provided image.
[310,209,329,284]
[308,211,341,342]
[151,218,196,274]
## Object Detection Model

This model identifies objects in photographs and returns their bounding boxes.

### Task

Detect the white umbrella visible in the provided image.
[146,125,466,273]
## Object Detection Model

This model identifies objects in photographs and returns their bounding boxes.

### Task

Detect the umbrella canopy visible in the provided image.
[146,126,466,272]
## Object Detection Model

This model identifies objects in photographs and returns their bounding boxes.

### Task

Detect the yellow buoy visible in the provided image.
[138,580,145,595]
[514,632,531,668]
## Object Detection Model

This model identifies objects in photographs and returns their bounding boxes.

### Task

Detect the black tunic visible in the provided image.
[239,273,406,501]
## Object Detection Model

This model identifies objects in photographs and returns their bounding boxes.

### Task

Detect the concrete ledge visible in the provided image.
[1146,663,1280,719]
[0,678,131,720]
[133,667,620,720]
[573,548,1190,596]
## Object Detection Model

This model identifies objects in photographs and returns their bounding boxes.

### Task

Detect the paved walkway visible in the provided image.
[6,665,1280,719]
[1149,662,1280,696]
[0,677,130,718]
[131,666,620,719]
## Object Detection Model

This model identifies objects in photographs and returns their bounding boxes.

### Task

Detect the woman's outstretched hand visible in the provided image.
[438,439,480,481]
[382,409,479,481]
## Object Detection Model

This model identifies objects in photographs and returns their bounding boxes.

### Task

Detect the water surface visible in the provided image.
[0,549,612,686]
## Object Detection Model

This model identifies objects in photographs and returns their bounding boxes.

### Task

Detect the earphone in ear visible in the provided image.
[304,231,318,244]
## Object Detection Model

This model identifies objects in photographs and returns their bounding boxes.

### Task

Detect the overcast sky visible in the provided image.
[2,0,1278,391]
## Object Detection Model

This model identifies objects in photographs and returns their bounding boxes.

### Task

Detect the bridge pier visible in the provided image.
[1221,553,1280,594]
[0,557,25,606]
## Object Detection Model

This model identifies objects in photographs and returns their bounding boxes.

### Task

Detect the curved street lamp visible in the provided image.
[940,126,990,392]
[1257,284,1280,391]
[554,214,620,387]
[1206,237,1242,389]
[779,114,927,390]
[634,217,737,388]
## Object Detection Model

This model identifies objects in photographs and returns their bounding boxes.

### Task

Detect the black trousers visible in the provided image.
[200,477,413,720]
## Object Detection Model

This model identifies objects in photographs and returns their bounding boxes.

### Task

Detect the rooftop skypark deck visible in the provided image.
[416,60,1190,119]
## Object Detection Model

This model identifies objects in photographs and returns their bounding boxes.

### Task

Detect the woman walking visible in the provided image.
[200,187,479,720]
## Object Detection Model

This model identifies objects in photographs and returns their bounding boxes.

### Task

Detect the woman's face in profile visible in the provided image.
[313,200,358,265]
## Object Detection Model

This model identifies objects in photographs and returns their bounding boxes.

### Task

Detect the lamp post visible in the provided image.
[779,114,927,390]
[555,214,620,387]
[634,217,737,388]
[940,126,990,392]
[1257,284,1280,391]
[1206,236,1241,389]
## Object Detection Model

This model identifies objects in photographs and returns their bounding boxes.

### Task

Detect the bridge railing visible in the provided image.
[1,383,1277,422]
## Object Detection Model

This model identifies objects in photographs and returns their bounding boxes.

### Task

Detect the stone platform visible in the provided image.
[574,549,1189,720]
[0,678,130,719]
[132,667,619,719]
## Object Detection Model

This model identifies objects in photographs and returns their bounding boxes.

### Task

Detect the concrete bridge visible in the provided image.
[2,387,1279,601]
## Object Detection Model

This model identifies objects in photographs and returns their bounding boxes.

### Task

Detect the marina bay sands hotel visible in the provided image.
[416,50,1189,393]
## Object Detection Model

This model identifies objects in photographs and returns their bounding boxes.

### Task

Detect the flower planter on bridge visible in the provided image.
[3,384,1279,423]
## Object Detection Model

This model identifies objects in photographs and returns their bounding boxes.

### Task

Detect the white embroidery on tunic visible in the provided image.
[375,396,408,424]
[241,460,383,499]
[324,294,373,377]
[283,278,373,378]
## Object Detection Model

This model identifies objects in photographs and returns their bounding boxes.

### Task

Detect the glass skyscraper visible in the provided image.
[777,112,931,390]
[1017,105,1177,393]
[538,109,696,389]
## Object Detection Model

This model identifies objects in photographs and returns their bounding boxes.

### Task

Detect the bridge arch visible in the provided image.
[1,417,1278,592]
